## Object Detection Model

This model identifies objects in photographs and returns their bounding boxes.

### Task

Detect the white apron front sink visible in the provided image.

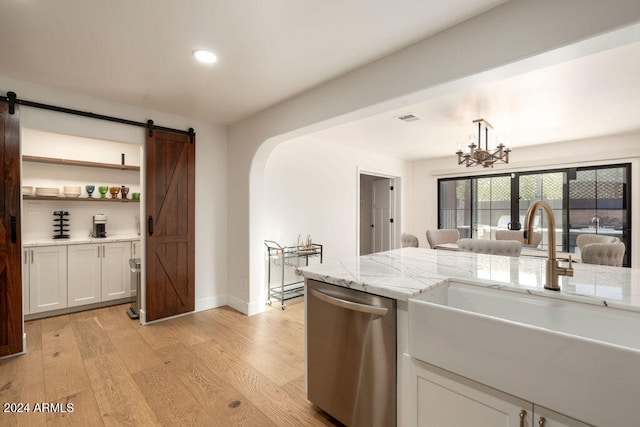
[408,279,640,427]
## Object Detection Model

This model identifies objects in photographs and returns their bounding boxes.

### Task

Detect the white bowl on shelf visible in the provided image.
[35,187,60,197]
[63,186,82,197]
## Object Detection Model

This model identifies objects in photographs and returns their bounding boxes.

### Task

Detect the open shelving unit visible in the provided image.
[22,155,140,171]
[23,195,139,202]
[22,155,140,202]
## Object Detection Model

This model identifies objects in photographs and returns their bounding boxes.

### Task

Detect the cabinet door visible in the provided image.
[411,357,531,427]
[29,246,67,313]
[534,406,593,427]
[101,242,132,301]
[68,244,102,307]
[22,249,29,315]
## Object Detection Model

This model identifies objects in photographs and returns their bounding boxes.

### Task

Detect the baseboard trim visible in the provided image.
[140,295,228,325]
[226,295,265,316]
[194,295,227,312]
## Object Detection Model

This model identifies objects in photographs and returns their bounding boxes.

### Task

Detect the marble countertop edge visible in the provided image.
[298,247,640,313]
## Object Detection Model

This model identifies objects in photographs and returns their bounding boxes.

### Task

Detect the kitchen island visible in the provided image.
[299,247,640,426]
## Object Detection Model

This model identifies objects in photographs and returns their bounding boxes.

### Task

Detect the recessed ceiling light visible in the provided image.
[193,49,217,64]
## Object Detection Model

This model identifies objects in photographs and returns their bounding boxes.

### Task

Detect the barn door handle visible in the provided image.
[148,216,154,236]
[10,216,17,243]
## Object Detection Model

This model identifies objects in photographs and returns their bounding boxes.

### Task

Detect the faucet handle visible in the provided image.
[565,255,574,277]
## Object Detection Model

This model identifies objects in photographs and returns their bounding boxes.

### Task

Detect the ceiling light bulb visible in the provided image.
[193,49,217,64]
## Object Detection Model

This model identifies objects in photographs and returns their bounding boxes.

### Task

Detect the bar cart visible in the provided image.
[264,239,323,310]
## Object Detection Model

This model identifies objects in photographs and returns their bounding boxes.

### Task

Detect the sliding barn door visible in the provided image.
[0,101,23,357]
[145,129,195,322]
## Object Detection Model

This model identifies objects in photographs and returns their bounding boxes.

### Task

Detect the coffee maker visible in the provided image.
[93,214,107,238]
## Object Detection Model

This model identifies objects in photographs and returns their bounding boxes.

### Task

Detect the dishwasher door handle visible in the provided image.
[310,288,388,316]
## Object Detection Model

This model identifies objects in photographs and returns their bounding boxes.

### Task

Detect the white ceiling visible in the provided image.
[0,0,506,125]
[291,39,640,161]
[1,1,638,163]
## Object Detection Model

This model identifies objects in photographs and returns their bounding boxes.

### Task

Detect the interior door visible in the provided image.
[372,178,392,253]
[0,101,23,357]
[145,129,195,322]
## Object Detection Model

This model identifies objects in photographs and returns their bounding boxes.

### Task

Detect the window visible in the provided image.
[438,164,632,266]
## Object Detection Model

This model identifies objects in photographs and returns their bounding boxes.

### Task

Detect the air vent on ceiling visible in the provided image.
[397,113,421,123]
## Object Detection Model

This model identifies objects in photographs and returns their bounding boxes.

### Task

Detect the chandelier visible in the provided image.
[456,119,511,168]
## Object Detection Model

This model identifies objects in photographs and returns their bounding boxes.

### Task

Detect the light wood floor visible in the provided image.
[0,298,339,426]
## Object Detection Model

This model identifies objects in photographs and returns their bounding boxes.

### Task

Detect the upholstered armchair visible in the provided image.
[576,234,620,251]
[457,238,523,257]
[426,229,460,249]
[401,233,419,248]
[581,242,625,267]
[495,229,542,248]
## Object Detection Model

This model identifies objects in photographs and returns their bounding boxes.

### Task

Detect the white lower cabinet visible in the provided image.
[67,244,102,307]
[101,241,132,301]
[68,241,132,306]
[408,356,591,427]
[26,246,68,314]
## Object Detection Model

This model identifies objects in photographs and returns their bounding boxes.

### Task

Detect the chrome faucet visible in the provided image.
[523,200,573,291]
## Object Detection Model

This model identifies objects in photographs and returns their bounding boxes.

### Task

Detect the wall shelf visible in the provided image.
[22,155,140,171]
[23,195,139,203]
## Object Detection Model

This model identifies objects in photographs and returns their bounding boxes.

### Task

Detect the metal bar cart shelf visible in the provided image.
[264,239,323,310]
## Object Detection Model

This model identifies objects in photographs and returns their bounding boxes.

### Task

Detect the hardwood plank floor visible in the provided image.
[0,298,339,426]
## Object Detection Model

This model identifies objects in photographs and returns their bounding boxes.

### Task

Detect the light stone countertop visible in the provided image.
[298,247,640,313]
[23,234,141,247]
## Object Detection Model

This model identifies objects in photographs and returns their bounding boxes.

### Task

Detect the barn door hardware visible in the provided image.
[7,91,16,114]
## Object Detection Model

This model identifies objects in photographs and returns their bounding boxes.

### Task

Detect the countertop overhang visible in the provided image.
[298,247,640,313]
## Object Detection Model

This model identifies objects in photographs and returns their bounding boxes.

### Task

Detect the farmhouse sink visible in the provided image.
[408,279,640,427]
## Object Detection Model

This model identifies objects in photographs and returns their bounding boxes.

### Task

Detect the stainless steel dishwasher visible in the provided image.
[306,279,396,426]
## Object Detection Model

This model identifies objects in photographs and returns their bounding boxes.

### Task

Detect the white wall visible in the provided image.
[228,0,640,315]
[1,75,228,313]
[410,134,640,266]
[263,138,412,265]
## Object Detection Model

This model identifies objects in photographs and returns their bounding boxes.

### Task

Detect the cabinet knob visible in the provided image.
[538,416,546,427]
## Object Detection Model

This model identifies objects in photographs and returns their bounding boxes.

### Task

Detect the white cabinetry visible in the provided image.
[101,241,132,301]
[67,244,102,307]
[68,241,134,304]
[26,246,67,314]
[407,356,590,427]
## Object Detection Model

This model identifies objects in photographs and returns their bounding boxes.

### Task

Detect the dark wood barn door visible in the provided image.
[145,129,195,322]
[0,101,23,357]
